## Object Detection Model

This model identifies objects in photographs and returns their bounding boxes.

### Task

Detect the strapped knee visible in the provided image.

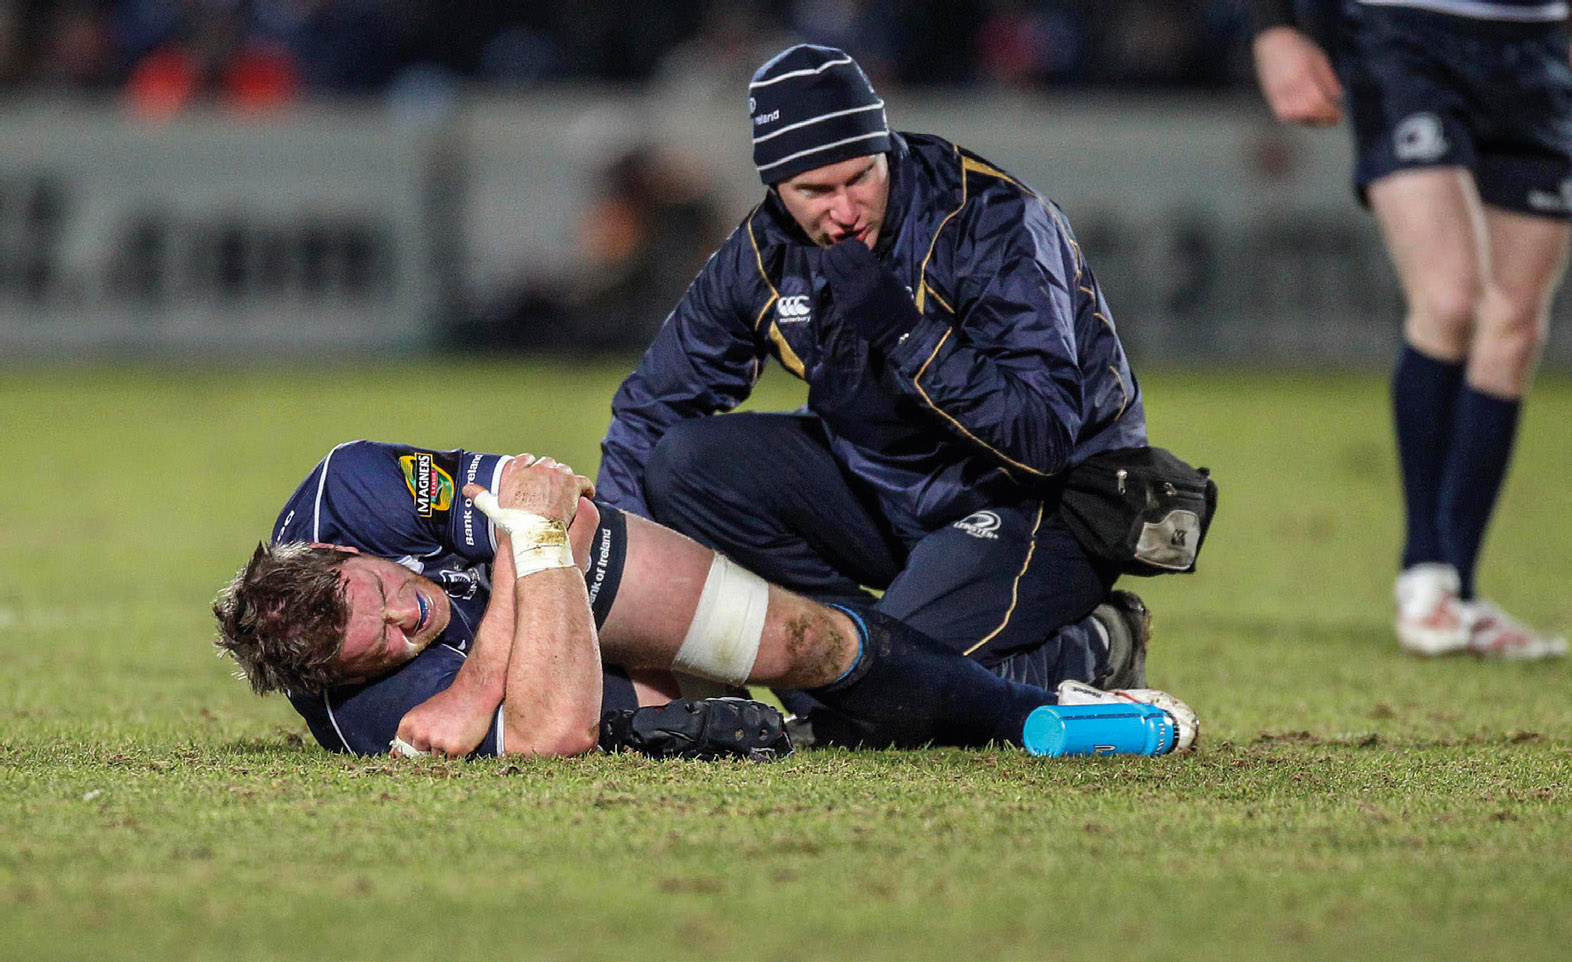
[672,555,769,685]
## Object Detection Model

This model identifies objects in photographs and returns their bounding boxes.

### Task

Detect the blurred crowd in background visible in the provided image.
[0,0,1323,356]
[1,0,1253,115]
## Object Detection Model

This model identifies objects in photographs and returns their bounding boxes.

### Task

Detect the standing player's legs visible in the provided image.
[1371,171,1570,657]
[1439,205,1565,591]
[1438,13,1572,658]
[1348,6,1569,658]
[1370,168,1485,654]
[1438,205,1568,656]
[1447,205,1568,580]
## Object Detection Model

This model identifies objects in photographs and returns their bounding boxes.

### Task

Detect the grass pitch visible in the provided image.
[3,360,1571,961]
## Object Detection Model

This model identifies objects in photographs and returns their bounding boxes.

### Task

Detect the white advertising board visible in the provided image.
[0,106,442,358]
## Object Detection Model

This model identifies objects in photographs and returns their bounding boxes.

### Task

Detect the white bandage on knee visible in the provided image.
[672,554,769,686]
[471,490,577,577]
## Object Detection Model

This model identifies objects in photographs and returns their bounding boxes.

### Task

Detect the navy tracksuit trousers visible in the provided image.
[643,412,1117,690]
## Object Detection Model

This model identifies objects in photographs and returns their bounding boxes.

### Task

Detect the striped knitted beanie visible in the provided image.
[750,44,891,185]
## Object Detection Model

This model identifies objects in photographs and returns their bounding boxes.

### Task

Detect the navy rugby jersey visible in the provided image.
[271,440,633,756]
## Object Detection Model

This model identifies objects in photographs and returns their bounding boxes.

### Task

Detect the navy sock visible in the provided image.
[804,607,1058,749]
[1438,386,1521,600]
[1393,345,1465,569]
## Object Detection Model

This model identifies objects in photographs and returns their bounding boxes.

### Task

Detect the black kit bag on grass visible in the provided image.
[1057,446,1218,576]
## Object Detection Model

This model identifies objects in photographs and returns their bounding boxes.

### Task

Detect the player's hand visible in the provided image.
[395,686,496,758]
[823,238,923,353]
[463,453,593,526]
[1252,26,1343,127]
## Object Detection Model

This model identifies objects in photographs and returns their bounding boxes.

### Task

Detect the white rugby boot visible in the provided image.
[1459,600,1568,660]
[1056,679,1200,753]
[1395,563,1469,656]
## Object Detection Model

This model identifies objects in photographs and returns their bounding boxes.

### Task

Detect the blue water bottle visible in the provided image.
[1021,702,1176,757]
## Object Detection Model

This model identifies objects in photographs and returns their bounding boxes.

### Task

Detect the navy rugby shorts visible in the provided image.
[1337,3,1572,218]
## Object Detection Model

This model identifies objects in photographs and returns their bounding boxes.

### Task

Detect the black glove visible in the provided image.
[598,697,794,761]
[822,238,923,353]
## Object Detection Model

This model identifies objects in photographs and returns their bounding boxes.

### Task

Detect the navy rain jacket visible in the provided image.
[598,131,1147,544]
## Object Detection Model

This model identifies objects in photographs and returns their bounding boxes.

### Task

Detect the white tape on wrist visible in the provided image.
[471,490,577,577]
[390,736,427,757]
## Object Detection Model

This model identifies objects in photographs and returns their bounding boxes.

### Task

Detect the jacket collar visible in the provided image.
[872,131,910,258]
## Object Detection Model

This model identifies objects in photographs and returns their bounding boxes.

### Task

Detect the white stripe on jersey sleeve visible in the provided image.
[310,440,356,543]
[485,455,513,554]
[323,692,353,753]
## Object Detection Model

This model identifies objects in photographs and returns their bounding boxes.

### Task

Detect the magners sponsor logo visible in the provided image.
[400,453,455,517]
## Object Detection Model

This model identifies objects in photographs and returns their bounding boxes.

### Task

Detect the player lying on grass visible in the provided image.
[213,441,1197,757]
